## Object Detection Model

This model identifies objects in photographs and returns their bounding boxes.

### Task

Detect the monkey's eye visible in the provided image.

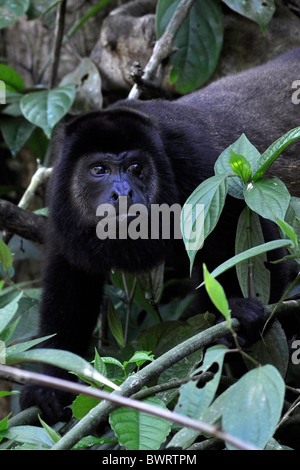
[90,165,109,176]
[127,163,142,176]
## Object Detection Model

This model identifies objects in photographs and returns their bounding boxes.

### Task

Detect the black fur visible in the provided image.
[20,48,300,423]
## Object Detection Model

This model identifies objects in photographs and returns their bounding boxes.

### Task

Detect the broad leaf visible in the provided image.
[0,117,35,156]
[244,178,290,224]
[20,84,76,138]
[181,174,228,271]
[168,345,227,449]
[109,396,171,450]
[107,298,125,347]
[0,1,30,29]
[156,0,223,93]
[235,208,270,304]
[222,365,285,449]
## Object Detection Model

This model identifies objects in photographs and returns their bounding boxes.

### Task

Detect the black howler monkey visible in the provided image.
[21,48,300,423]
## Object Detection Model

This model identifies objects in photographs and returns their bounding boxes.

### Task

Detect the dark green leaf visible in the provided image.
[156,0,223,92]
[0,117,35,156]
[235,208,270,304]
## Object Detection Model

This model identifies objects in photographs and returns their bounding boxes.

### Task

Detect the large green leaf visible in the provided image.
[235,208,270,304]
[109,396,171,450]
[243,178,290,224]
[181,174,228,271]
[221,0,275,32]
[0,0,30,29]
[168,345,227,449]
[222,365,285,449]
[20,84,76,138]
[156,0,223,93]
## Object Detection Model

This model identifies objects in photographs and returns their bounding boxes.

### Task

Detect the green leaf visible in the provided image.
[109,396,172,450]
[0,1,30,29]
[168,345,227,449]
[222,365,285,449]
[124,351,154,369]
[94,348,107,377]
[244,178,290,224]
[181,174,228,271]
[38,416,61,442]
[276,218,298,249]
[245,320,289,378]
[72,393,100,420]
[6,348,120,390]
[198,239,293,287]
[221,0,275,32]
[156,0,223,93]
[0,293,22,334]
[6,334,54,356]
[0,64,25,91]
[252,126,300,181]
[138,263,164,304]
[235,208,270,304]
[107,298,125,347]
[229,149,252,183]
[215,133,261,199]
[0,425,54,448]
[203,265,231,324]
[20,84,76,138]
[0,117,35,156]
[72,435,117,449]
[0,240,13,272]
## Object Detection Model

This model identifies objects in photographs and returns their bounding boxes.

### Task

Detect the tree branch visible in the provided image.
[0,199,46,244]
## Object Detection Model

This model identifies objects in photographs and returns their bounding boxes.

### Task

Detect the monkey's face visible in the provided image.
[49,109,179,271]
[70,149,157,226]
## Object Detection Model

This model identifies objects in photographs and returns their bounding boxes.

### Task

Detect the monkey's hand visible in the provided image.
[20,383,72,424]
[220,297,267,348]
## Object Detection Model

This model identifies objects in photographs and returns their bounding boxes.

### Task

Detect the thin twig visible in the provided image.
[128,0,195,99]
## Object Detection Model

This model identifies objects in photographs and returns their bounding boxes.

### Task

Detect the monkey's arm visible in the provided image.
[20,252,105,423]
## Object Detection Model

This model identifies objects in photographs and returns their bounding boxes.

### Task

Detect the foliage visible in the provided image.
[0,0,299,453]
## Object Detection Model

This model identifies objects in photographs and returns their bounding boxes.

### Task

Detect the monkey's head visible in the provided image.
[48,107,179,272]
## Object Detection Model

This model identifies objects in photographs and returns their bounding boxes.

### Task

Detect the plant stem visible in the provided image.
[128,0,195,99]
[49,0,67,88]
